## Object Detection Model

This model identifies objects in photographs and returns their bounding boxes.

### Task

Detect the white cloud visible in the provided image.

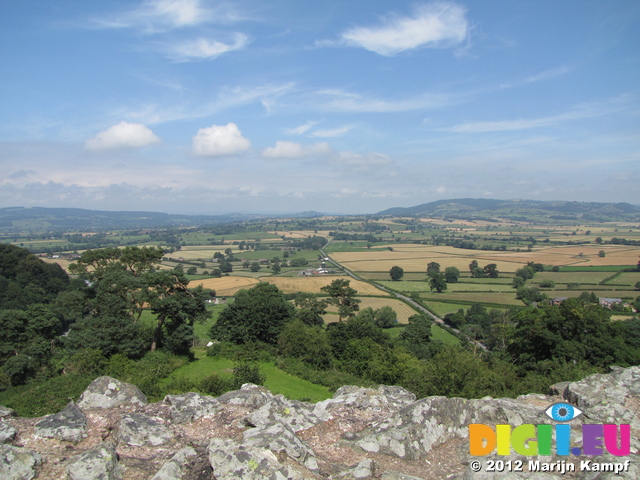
[192,123,251,157]
[310,125,356,138]
[85,121,161,151]
[314,88,458,113]
[262,141,331,159]
[285,120,320,135]
[168,33,249,61]
[94,0,242,32]
[339,2,468,56]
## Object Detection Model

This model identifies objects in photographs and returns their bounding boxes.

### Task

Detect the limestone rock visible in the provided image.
[208,437,315,480]
[164,392,221,423]
[243,421,318,471]
[314,385,416,421]
[151,447,197,480]
[66,441,124,480]
[34,401,86,442]
[0,444,42,480]
[0,421,17,443]
[0,405,16,418]
[116,412,174,447]
[333,458,377,479]
[244,394,322,432]
[346,396,545,461]
[77,376,147,409]
[217,383,275,409]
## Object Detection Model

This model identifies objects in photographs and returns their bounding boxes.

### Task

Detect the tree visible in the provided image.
[144,270,211,353]
[271,263,281,274]
[444,266,460,283]
[471,267,485,278]
[250,262,261,272]
[389,266,404,281]
[429,273,447,293]
[294,293,327,326]
[211,283,295,345]
[598,250,606,258]
[427,262,441,278]
[483,263,499,278]
[469,260,478,272]
[399,313,432,359]
[321,279,361,321]
[635,282,640,291]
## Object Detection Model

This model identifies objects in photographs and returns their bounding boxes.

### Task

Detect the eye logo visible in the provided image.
[545,403,582,422]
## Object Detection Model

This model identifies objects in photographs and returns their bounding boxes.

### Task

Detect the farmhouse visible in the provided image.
[552,297,568,306]
[599,297,622,308]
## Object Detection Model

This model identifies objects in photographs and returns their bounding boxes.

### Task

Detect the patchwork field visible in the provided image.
[194,276,261,296]
[264,276,389,296]
[193,275,389,297]
[323,297,418,324]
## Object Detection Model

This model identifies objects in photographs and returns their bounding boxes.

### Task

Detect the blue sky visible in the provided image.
[0,0,638,214]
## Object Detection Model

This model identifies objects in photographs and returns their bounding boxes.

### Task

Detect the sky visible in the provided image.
[0,0,639,215]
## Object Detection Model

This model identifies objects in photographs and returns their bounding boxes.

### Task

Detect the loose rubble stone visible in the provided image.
[116,412,174,447]
[164,392,221,423]
[77,376,147,409]
[0,444,42,480]
[66,441,124,480]
[34,401,86,442]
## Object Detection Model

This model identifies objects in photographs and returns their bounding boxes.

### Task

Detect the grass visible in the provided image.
[431,324,461,345]
[163,356,332,402]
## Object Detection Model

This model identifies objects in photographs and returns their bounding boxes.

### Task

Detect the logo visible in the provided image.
[469,402,631,457]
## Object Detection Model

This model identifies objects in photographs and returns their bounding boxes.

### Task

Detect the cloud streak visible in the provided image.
[166,33,250,61]
[338,1,468,56]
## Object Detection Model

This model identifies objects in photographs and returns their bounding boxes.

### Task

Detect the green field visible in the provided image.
[163,356,332,402]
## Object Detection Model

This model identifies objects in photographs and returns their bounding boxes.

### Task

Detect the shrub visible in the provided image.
[199,374,232,396]
[232,362,265,389]
[539,280,556,288]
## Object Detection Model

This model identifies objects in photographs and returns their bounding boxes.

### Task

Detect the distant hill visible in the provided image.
[0,207,270,232]
[377,198,640,221]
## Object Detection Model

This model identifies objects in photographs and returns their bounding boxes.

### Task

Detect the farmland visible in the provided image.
[5,201,640,344]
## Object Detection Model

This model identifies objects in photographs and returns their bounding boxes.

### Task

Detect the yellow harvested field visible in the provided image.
[193,276,260,296]
[338,257,523,274]
[264,276,389,296]
[173,246,227,260]
[324,297,418,324]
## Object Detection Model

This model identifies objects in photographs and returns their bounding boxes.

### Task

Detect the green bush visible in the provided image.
[231,362,265,389]
[199,374,233,396]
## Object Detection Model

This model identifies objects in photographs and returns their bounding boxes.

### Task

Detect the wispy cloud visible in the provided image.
[313,88,459,113]
[310,125,357,138]
[443,94,634,133]
[93,0,244,33]
[330,1,468,56]
[525,66,572,83]
[262,141,331,159]
[166,33,250,61]
[285,121,320,135]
